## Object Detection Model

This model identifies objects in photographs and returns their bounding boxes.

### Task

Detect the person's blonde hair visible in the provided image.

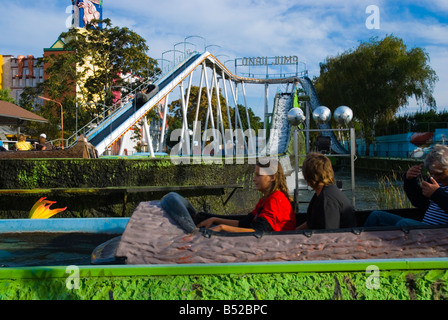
[302,152,335,189]
[256,158,292,202]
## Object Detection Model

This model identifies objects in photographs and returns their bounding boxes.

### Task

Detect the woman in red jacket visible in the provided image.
[197,158,296,232]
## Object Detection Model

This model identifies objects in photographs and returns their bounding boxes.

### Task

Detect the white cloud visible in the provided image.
[382,16,448,47]
[105,0,365,52]
[412,0,448,14]
[0,1,70,57]
[1,0,446,114]
[427,46,448,110]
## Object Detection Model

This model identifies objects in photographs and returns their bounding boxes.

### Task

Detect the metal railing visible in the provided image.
[237,70,308,80]
[65,85,145,148]
[65,50,197,149]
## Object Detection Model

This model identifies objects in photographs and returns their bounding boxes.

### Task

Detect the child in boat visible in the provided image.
[364,144,448,227]
[197,158,297,232]
[296,152,356,230]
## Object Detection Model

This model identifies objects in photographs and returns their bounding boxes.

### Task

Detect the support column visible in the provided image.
[264,83,269,129]
[159,94,169,153]
[143,119,155,158]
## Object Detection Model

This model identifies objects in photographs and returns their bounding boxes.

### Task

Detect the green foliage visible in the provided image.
[0,88,16,103]
[20,18,160,138]
[19,87,75,142]
[57,19,160,104]
[374,172,412,209]
[0,158,259,217]
[235,104,263,132]
[376,110,448,136]
[167,85,263,140]
[314,35,438,151]
[130,124,143,152]
[18,85,43,112]
[1,270,447,300]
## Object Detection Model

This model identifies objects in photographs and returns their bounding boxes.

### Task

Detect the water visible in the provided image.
[0,171,397,268]
[0,232,118,267]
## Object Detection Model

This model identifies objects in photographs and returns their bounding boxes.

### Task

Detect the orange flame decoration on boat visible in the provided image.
[29,197,67,219]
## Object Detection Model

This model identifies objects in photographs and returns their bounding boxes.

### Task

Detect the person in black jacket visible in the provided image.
[296,152,356,230]
[364,144,448,227]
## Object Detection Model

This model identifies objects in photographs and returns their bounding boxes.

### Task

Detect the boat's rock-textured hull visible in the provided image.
[115,201,448,264]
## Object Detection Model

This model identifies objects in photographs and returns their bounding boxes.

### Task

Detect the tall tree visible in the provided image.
[314,35,438,153]
[56,18,160,106]
[22,18,160,138]
[376,110,448,136]
[167,85,262,133]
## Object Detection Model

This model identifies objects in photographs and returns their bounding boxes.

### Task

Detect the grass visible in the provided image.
[374,172,413,209]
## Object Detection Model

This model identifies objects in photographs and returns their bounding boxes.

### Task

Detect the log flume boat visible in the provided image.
[91,192,448,265]
[0,136,98,159]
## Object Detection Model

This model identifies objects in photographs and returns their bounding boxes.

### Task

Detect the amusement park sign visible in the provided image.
[236,56,299,67]
[233,55,307,78]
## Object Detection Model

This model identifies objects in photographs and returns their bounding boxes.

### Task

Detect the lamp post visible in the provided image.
[205,44,221,53]
[287,107,306,213]
[184,35,206,52]
[288,105,354,212]
[38,96,64,149]
[333,105,355,204]
[162,49,183,71]
[174,41,196,56]
[215,54,229,60]
[156,58,172,74]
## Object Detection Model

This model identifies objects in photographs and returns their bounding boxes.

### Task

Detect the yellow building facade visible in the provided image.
[0,55,3,89]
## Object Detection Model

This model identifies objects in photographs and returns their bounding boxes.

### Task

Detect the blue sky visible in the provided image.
[1,0,447,118]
